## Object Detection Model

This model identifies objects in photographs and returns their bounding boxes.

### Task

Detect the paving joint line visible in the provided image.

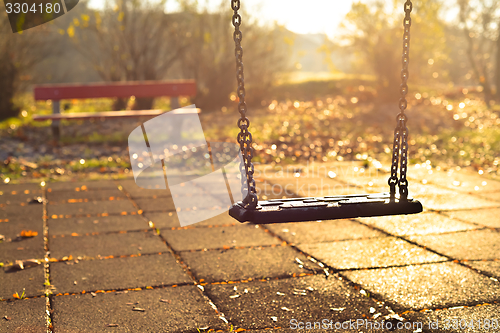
[51,281,194,298]
[41,183,54,333]
[115,180,235,330]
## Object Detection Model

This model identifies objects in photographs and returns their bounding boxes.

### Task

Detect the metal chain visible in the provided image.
[388,0,412,201]
[232,0,257,209]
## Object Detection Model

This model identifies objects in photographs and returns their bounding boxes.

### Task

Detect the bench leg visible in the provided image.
[51,100,61,141]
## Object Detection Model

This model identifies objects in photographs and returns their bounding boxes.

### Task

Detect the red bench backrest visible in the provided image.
[34,80,197,100]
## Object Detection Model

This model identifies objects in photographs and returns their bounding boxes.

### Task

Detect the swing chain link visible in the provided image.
[389,0,412,201]
[232,0,257,209]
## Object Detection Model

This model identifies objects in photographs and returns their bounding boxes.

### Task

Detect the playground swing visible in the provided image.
[228,0,423,224]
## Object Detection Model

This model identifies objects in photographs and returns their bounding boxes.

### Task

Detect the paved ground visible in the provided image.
[1,161,500,332]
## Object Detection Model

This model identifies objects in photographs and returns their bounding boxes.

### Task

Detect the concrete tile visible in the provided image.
[262,176,361,198]
[265,220,385,244]
[49,231,166,259]
[444,208,500,228]
[162,225,280,251]
[0,193,43,205]
[145,211,239,229]
[47,188,125,203]
[134,197,176,212]
[50,254,191,294]
[118,179,172,198]
[0,183,43,194]
[47,180,118,191]
[357,212,478,236]
[205,274,390,331]
[0,297,47,332]
[406,303,500,332]
[48,215,147,236]
[181,246,320,282]
[298,237,445,270]
[344,262,500,310]
[416,188,499,211]
[143,211,180,229]
[409,167,500,194]
[0,236,44,263]
[464,260,500,278]
[0,266,45,300]
[47,200,137,217]
[0,204,42,220]
[410,230,500,260]
[51,286,224,332]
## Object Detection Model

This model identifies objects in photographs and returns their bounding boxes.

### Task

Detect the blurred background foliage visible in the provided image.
[2,0,500,182]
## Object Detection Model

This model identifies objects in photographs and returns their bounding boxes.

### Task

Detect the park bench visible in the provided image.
[32,80,199,140]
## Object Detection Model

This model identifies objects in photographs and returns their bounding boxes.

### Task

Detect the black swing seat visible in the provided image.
[229,192,423,224]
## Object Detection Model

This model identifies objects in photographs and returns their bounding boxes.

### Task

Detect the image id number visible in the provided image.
[5,2,61,14]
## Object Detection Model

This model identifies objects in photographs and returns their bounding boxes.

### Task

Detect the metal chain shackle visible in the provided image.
[232,0,257,209]
[389,0,412,201]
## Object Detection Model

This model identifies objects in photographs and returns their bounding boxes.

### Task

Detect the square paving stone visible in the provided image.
[357,212,478,237]
[51,286,224,333]
[444,208,500,228]
[0,265,45,300]
[0,297,47,332]
[48,215,147,236]
[0,215,42,240]
[47,188,125,203]
[344,262,500,311]
[464,260,500,278]
[47,180,118,192]
[0,237,45,263]
[416,188,499,211]
[50,253,191,294]
[0,204,42,220]
[0,193,44,205]
[47,200,137,217]
[265,220,385,244]
[162,225,281,251]
[181,246,320,282]
[409,229,500,260]
[409,167,500,194]
[49,231,167,259]
[262,176,361,198]
[145,211,238,229]
[298,237,445,270]
[405,303,500,332]
[134,197,176,212]
[205,274,390,331]
[118,179,172,198]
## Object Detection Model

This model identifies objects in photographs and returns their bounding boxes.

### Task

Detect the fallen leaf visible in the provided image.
[3,316,11,321]
[132,307,145,312]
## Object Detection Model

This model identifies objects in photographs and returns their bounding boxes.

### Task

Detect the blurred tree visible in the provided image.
[338,0,448,101]
[66,0,192,109]
[457,0,500,102]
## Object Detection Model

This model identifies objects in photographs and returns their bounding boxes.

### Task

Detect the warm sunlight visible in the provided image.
[88,0,354,36]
